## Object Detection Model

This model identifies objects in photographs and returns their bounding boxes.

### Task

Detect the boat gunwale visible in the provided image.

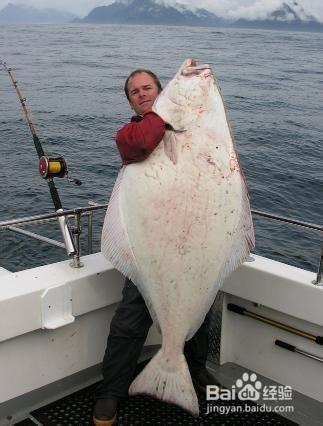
[0,204,321,284]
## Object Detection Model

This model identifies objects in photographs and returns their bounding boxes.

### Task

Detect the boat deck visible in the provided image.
[15,378,296,426]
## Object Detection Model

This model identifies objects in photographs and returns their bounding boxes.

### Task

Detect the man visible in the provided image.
[93,70,218,425]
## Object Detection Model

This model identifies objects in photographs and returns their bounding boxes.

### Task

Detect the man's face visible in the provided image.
[127,72,160,116]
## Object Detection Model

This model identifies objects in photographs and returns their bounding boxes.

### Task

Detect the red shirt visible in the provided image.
[116,112,166,165]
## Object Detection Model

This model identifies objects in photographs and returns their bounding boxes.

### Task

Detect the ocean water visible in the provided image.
[0,24,322,273]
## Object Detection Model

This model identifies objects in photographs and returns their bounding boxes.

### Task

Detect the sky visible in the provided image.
[0,0,322,21]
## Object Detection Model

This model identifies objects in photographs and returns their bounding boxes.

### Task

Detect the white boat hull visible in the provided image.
[0,252,322,424]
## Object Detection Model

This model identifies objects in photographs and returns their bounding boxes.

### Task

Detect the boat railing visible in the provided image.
[0,202,108,269]
[0,204,322,285]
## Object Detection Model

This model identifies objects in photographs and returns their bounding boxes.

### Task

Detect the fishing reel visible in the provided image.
[39,156,82,185]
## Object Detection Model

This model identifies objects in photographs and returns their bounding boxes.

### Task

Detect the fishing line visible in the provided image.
[1,60,77,255]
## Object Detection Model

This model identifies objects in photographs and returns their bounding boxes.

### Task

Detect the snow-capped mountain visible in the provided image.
[78,0,224,26]
[77,0,322,31]
[233,1,322,31]
[1,0,322,31]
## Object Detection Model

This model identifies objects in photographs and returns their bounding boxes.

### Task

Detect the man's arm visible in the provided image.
[116,111,166,165]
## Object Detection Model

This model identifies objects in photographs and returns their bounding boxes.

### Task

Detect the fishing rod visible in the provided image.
[227,303,323,345]
[1,61,78,256]
[275,340,323,363]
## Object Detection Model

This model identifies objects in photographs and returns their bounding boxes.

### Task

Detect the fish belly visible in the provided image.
[109,128,243,341]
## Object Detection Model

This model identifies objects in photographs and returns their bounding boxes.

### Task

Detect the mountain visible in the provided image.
[0,3,77,23]
[232,1,323,32]
[0,0,320,31]
[78,0,224,27]
[77,0,323,31]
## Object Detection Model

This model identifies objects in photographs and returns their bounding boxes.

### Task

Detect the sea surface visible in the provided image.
[0,24,322,273]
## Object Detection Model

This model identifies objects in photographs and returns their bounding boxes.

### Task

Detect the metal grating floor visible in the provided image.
[15,380,297,426]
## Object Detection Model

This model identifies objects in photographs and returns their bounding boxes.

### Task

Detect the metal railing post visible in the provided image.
[69,212,84,268]
[87,211,93,255]
[313,244,322,286]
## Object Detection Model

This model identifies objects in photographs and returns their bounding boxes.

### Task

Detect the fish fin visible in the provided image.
[163,130,177,164]
[219,183,255,279]
[129,349,199,416]
[186,184,255,341]
[101,167,141,284]
[101,168,161,331]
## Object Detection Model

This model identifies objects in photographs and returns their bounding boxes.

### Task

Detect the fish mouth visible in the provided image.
[181,67,213,79]
[181,59,212,78]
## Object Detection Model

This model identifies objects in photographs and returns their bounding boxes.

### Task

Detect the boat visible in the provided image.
[0,203,322,425]
[0,55,322,425]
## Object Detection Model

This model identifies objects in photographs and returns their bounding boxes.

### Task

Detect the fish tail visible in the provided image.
[129,348,199,416]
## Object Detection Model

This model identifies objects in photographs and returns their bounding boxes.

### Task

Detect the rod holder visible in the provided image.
[57,209,76,256]
[69,212,83,268]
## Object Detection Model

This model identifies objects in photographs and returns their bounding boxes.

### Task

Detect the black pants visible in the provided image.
[95,278,210,400]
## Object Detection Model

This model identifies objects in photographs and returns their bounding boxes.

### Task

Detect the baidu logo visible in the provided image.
[235,372,262,401]
[207,372,262,402]
[206,371,294,416]
[206,371,293,403]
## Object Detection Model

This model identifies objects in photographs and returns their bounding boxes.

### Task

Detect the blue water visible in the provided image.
[0,24,322,273]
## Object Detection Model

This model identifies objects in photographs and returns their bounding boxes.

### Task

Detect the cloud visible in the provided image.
[158,0,323,21]
[171,0,323,21]
[224,0,283,20]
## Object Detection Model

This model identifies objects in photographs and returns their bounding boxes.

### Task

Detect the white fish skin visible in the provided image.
[101,58,255,415]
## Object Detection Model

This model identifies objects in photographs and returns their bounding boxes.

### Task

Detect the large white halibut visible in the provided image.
[101,59,255,415]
